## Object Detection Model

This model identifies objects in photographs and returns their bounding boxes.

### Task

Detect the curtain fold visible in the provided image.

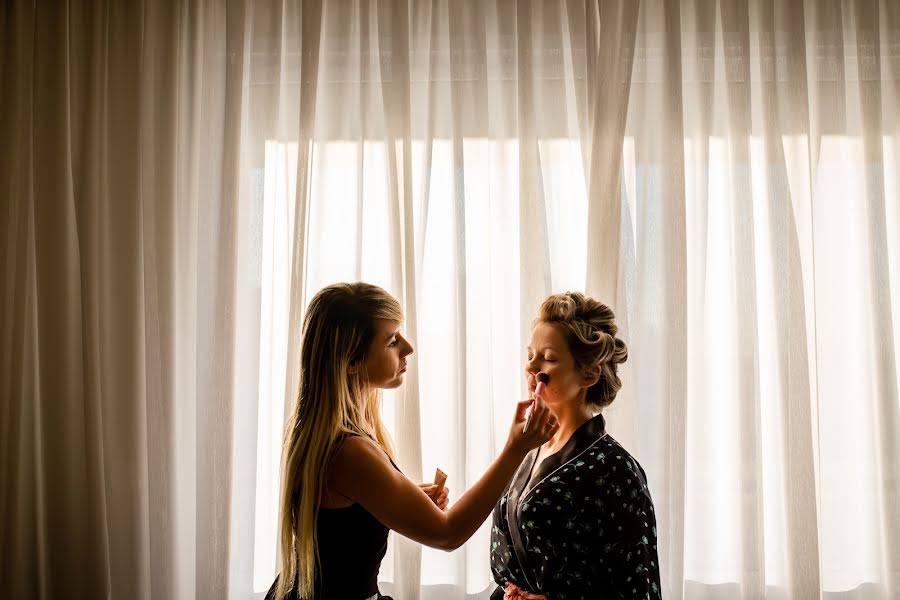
[625,2,691,597]
[3,1,899,599]
[1,1,242,597]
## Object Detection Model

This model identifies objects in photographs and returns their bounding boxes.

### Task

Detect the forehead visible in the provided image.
[528,321,568,350]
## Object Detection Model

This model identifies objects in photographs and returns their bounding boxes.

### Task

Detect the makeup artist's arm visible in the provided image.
[328,398,557,551]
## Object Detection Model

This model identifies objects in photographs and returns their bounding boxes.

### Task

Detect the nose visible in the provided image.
[401,335,414,357]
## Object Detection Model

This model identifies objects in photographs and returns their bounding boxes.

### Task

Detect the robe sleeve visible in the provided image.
[597,455,662,598]
[490,491,525,588]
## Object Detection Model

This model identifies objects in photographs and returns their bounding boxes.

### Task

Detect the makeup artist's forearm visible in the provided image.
[441,444,527,550]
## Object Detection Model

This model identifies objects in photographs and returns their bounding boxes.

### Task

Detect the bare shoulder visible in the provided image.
[329,435,397,500]
[333,434,390,466]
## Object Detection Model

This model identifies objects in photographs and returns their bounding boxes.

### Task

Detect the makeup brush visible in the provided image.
[523,372,550,433]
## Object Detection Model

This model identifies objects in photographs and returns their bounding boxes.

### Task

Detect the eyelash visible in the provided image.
[527,355,555,362]
[389,340,398,347]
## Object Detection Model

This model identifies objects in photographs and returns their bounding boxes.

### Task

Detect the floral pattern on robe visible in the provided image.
[490,414,662,599]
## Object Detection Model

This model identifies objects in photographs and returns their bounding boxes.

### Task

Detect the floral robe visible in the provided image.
[490,414,662,599]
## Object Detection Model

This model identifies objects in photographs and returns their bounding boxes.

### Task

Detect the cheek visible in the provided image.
[377,358,394,377]
[547,369,580,393]
[368,355,394,381]
[383,351,401,372]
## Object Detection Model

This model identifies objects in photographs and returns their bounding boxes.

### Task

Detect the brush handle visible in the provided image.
[522,382,546,433]
[523,402,535,433]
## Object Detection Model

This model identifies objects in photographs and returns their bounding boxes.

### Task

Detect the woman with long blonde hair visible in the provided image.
[267,282,559,600]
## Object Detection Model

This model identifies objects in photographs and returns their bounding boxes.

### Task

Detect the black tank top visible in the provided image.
[265,436,397,600]
[315,502,389,597]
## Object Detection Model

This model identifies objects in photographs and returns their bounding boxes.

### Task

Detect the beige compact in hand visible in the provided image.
[433,468,447,489]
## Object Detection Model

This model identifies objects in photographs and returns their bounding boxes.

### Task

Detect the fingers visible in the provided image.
[435,486,449,510]
[510,397,559,452]
[526,398,558,440]
[515,399,533,422]
[544,417,560,437]
[420,483,449,508]
[530,397,550,423]
[542,411,559,430]
[419,483,438,496]
[540,404,559,437]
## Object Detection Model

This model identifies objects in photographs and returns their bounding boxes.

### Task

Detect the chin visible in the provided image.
[380,377,404,390]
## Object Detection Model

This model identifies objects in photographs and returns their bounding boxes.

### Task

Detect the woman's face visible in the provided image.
[359,318,414,389]
[525,321,594,404]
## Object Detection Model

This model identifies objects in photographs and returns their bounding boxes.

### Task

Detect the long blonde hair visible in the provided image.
[276,282,402,599]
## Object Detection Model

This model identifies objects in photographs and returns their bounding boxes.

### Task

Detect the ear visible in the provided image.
[581,365,601,388]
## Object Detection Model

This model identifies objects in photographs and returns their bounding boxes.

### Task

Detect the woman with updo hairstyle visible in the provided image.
[489,292,662,599]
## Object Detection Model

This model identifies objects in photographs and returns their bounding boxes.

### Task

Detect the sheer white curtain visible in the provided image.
[3,1,899,600]
[240,1,636,598]
[1,1,242,598]
[623,2,900,598]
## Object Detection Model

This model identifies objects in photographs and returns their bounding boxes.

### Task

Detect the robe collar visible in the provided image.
[521,412,607,499]
[504,413,607,593]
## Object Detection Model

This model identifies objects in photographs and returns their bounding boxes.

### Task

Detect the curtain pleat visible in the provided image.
[2,1,899,598]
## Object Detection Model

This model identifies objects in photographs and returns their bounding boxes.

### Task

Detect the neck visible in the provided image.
[542,395,594,451]
[359,389,378,432]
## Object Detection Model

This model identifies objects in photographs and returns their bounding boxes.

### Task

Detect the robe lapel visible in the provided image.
[520,414,607,502]
[505,448,539,590]
[503,414,608,593]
